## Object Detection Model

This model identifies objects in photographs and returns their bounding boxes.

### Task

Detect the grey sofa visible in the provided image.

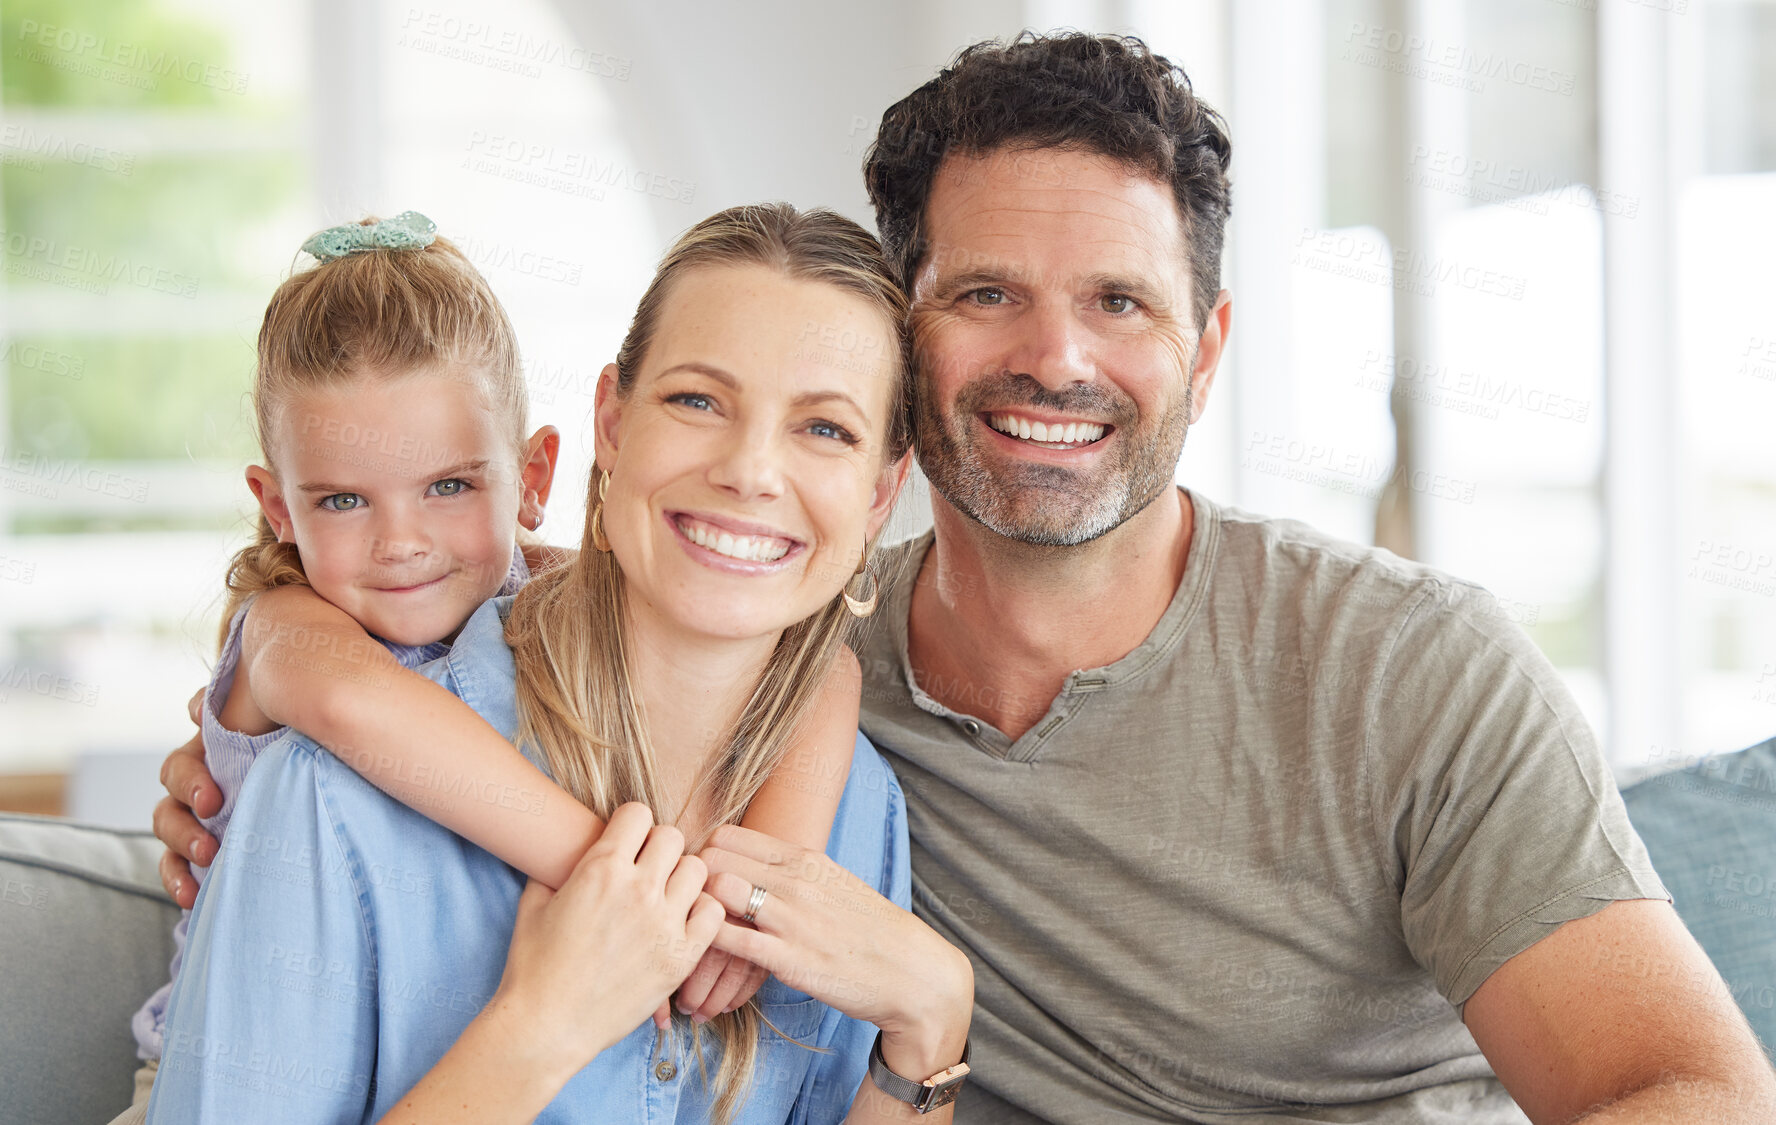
[0,814,178,1125]
[3,737,1773,1124]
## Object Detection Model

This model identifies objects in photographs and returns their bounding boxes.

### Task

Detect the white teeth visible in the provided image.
[680,518,791,563]
[989,413,1107,446]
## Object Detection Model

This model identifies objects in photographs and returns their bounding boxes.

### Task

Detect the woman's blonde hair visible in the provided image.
[219,220,525,644]
[505,203,911,1121]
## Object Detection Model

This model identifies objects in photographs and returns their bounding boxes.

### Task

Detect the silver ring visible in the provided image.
[741,883,768,924]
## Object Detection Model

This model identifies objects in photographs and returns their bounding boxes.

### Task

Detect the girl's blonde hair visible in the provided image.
[220,221,525,644]
[505,203,911,1121]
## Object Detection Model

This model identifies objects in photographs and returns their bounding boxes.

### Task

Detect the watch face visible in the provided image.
[923,1083,963,1110]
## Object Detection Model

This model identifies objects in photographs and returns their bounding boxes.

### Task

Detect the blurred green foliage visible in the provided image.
[2,0,243,109]
[1,0,304,473]
[3,155,300,291]
[7,334,257,461]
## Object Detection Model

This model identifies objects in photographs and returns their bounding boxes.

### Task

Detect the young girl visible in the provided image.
[115,212,863,1124]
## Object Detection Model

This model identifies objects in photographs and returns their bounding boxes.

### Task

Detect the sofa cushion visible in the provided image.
[1621,736,1776,1059]
[0,812,179,1125]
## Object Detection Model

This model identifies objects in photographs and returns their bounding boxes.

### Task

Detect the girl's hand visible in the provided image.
[483,802,725,1079]
[673,943,771,1023]
[698,825,973,1080]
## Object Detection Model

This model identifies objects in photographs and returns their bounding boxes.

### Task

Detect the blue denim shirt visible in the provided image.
[147,597,911,1125]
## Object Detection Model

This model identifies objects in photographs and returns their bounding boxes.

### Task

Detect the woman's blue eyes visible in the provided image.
[667,392,857,445]
[318,493,362,512]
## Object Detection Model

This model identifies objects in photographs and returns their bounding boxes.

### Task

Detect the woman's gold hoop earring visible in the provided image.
[843,542,878,618]
[590,469,612,552]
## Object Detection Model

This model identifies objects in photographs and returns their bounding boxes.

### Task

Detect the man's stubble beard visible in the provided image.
[912,362,1194,548]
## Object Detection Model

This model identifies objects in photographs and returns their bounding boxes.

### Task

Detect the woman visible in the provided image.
[145,204,973,1124]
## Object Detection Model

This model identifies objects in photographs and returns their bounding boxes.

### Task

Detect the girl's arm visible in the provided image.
[673,648,861,1021]
[235,584,601,889]
[517,539,575,576]
[738,646,861,852]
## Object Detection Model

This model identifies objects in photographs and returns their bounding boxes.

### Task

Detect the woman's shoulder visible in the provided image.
[437,596,521,740]
[827,730,911,908]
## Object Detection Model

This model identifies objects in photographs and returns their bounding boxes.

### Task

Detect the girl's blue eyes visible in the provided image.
[316,479,470,511]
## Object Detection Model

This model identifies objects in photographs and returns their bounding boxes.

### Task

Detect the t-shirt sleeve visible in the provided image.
[146,736,378,1124]
[199,602,289,849]
[1369,581,1668,1009]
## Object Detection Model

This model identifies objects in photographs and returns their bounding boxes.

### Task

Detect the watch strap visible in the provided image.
[868,1030,971,1113]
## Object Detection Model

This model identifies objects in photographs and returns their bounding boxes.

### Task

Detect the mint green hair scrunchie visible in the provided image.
[300,211,438,262]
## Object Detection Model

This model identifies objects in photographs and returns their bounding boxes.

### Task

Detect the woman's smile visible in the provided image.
[668,511,804,571]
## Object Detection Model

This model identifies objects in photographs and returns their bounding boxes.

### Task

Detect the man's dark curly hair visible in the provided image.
[863,32,1233,331]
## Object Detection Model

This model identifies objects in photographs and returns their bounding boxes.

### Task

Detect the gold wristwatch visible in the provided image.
[867,1030,971,1112]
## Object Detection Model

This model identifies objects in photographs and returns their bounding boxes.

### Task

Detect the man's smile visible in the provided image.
[984,411,1110,449]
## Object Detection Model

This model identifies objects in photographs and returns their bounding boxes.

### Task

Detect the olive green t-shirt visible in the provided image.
[856,490,1666,1124]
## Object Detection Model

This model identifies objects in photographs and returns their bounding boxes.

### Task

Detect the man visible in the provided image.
[157,32,1774,1124]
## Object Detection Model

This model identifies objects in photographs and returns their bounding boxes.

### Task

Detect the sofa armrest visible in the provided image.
[0,812,180,1125]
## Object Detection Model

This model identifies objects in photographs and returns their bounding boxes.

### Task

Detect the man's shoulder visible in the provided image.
[832,729,910,906]
[1201,494,1520,637]
[874,530,933,597]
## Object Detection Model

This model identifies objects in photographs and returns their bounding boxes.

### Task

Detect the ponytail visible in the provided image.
[217,515,307,648]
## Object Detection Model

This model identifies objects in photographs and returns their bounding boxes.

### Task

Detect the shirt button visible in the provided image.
[961,719,981,736]
[654,1060,678,1082]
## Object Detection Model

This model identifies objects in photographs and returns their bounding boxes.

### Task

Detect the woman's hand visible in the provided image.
[698,824,973,1084]
[154,688,222,908]
[485,802,726,1071]
[381,804,724,1124]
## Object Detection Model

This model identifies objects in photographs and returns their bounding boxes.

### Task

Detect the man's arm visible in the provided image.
[1464,898,1776,1123]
